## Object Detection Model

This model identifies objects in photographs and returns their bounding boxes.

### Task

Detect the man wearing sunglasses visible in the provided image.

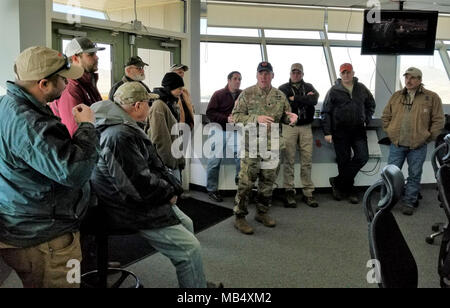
[108,56,151,101]
[51,37,105,136]
[0,46,99,287]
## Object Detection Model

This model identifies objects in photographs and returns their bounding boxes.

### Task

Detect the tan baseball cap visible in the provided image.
[114,82,158,105]
[170,64,189,72]
[14,46,83,81]
[403,67,422,78]
[291,63,303,72]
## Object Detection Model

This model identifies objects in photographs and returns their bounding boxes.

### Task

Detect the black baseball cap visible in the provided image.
[125,56,149,68]
[257,61,273,73]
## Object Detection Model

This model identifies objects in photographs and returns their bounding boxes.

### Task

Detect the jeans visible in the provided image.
[387,143,427,206]
[139,205,206,288]
[332,127,369,193]
[206,129,241,192]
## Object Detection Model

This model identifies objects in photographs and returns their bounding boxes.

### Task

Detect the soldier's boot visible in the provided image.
[284,190,297,208]
[255,212,276,228]
[234,216,254,235]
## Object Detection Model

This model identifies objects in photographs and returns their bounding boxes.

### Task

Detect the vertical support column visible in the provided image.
[0,0,51,91]
[374,55,399,117]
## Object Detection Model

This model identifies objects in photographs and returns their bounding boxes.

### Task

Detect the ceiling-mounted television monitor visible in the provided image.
[361,10,438,55]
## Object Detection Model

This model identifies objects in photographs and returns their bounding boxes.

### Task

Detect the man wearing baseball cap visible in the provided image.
[382,67,444,215]
[170,63,195,130]
[0,46,99,287]
[51,37,105,136]
[232,61,298,235]
[108,56,151,101]
[90,82,221,288]
[321,63,375,204]
[279,63,319,208]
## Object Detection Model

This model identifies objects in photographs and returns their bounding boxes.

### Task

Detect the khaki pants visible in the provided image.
[282,124,315,197]
[0,232,81,288]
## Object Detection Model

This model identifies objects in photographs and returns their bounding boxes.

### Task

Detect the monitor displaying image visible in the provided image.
[361,10,438,55]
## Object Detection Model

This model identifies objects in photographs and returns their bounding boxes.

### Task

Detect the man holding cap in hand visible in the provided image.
[382,67,444,215]
[0,46,99,288]
[51,37,105,136]
[321,63,375,204]
[108,56,151,101]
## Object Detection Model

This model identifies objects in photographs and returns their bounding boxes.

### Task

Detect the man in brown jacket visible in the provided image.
[382,67,444,215]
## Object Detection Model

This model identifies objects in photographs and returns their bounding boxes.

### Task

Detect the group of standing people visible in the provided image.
[0,35,445,288]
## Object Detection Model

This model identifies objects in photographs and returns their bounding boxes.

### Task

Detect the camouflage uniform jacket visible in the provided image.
[232,85,291,152]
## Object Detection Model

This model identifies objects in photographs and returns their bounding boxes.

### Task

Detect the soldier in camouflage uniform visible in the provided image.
[232,62,298,235]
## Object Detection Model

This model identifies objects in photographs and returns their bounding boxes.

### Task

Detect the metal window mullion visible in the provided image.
[259,28,267,62]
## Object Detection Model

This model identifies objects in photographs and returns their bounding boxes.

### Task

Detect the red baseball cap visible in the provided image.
[340,63,353,73]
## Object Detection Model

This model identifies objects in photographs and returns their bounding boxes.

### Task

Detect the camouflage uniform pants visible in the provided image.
[234,155,279,217]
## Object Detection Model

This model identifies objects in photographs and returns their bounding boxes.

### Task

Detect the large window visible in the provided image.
[264,29,320,39]
[53,3,106,20]
[331,47,377,94]
[200,42,262,107]
[266,45,330,102]
[400,51,450,104]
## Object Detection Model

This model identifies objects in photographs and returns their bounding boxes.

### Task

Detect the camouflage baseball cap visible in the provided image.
[114,82,153,105]
[14,46,83,81]
[291,63,303,72]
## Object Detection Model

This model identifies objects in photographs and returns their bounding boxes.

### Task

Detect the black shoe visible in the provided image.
[208,191,223,202]
[329,177,343,201]
[207,281,224,288]
[348,193,359,204]
[401,204,414,216]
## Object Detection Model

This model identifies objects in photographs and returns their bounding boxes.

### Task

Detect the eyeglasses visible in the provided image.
[41,55,71,80]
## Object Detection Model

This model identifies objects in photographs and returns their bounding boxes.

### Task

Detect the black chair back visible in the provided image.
[436,161,450,288]
[363,165,418,288]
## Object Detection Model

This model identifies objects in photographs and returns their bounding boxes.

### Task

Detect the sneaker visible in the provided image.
[401,204,415,216]
[329,177,343,201]
[207,281,224,288]
[254,212,276,227]
[284,190,297,208]
[348,193,359,204]
[234,217,254,234]
[303,196,319,208]
[208,191,223,202]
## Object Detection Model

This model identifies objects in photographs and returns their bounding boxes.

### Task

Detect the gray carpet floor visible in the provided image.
[1,186,445,288]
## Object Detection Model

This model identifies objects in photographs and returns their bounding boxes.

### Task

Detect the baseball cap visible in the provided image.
[125,56,149,68]
[291,63,303,72]
[339,63,353,73]
[114,82,153,105]
[14,46,84,81]
[65,37,105,57]
[403,67,422,78]
[170,64,189,72]
[257,61,273,73]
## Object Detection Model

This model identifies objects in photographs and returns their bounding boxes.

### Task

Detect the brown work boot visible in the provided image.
[284,190,297,208]
[303,195,319,208]
[234,216,254,234]
[255,212,276,227]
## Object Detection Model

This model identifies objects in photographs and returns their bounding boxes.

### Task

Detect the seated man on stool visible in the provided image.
[90,82,221,288]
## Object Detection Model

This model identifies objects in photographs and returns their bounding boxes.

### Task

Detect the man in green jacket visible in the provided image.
[382,67,444,215]
[0,47,99,288]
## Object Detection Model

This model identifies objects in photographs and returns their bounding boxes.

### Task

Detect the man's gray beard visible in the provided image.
[131,74,145,81]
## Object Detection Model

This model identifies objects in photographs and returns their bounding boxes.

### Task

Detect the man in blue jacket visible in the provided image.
[0,46,99,288]
[321,63,375,204]
[90,82,221,288]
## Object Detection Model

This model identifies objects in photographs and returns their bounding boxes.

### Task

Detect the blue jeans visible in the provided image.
[139,205,206,288]
[206,129,241,192]
[387,143,428,207]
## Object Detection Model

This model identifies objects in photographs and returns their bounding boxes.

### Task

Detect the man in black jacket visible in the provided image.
[90,82,217,288]
[279,63,319,208]
[321,63,375,204]
[108,56,151,101]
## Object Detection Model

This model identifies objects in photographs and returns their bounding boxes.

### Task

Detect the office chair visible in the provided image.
[435,138,450,288]
[80,205,142,288]
[426,141,448,244]
[363,164,418,288]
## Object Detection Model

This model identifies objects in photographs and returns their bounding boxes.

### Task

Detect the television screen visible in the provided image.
[361,10,438,55]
